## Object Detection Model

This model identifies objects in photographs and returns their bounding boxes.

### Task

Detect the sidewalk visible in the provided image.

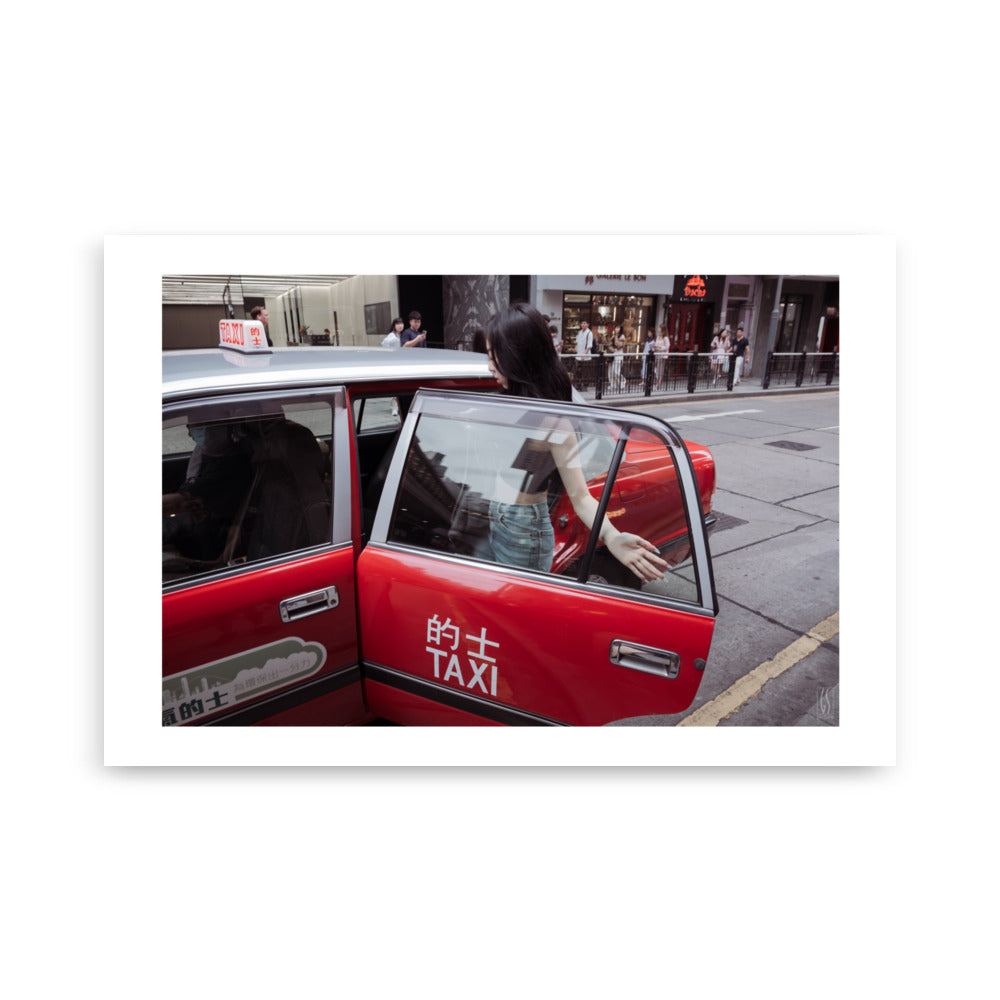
[574,376,839,408]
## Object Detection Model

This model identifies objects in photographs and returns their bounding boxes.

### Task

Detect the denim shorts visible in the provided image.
[488,499,555,572]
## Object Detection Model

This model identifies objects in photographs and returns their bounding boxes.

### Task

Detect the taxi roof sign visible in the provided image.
[219,319,270,354]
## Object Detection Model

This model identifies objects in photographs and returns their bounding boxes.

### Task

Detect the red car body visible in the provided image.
[162,346,718,727]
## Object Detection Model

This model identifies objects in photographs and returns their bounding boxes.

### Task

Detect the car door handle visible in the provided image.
[609,639,681,679]
[279,586,339,623]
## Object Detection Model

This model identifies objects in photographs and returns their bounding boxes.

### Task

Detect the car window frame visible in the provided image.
[368,388,718,617]
[161,386,351,594]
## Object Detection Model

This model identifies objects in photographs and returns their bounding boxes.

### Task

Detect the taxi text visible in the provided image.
[219,319,267,352]
[426,615,501,697]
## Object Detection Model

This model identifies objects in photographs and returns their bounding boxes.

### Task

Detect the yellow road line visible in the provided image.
[677,612,840,727]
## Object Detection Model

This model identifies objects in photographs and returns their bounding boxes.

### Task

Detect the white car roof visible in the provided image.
[162,346,493,400]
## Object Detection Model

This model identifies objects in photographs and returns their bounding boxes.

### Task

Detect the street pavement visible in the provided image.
[604,388,840,727]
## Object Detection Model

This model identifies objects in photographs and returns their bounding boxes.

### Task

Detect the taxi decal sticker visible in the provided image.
[425,615,502,698]
[162,637,327,726]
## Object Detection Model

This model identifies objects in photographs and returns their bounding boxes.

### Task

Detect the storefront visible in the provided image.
[533,274,744,355]
[755,276,840,361]
[668,274,734,352]
[532,275,676,352]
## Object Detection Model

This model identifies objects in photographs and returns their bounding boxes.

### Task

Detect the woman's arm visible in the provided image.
[549,425,668,582]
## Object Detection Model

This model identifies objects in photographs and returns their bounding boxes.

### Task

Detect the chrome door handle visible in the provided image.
[609,639,681,679]
[279,586,339,623]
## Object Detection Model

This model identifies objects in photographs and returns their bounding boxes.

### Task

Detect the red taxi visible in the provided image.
[162,321,719,727]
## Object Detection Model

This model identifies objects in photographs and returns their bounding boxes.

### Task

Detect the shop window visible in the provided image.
[562,293,656,353]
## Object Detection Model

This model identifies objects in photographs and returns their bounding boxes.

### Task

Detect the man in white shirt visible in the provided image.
[576,319,593,360]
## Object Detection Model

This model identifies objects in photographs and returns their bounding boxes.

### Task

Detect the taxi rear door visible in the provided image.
[162,387,367,727]
[356,389,718,726]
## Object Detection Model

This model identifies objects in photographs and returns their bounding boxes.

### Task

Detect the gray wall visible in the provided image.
[442,275,510,349]
[163,304,229,350]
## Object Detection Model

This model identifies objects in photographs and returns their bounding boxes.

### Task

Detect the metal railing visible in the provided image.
[761,351,839,389]
[560,349,838,399]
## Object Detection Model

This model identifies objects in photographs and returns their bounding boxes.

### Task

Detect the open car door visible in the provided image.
[357,390,718,726]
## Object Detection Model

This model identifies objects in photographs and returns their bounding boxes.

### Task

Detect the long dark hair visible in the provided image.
[484,302,572,401]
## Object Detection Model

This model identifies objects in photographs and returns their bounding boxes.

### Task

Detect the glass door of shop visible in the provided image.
[775,294,809,352]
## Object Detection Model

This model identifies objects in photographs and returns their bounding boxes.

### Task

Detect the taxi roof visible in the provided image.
[162,346,494,400]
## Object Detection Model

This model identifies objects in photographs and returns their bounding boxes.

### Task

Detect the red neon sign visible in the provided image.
[683,275,707,299]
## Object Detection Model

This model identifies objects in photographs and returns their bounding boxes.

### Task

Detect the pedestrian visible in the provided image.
[575,318,593,360]
[732,324,750,384]
[720,326,732,376]
[609,322,626,394]
[481,302,668,581]
[549,324,562,355]
[653,323,670,390]
[381,317,405,348]
[640,328,656,382]
[249,305,274,347]
[710,328,724,384]
[401,311,428,348]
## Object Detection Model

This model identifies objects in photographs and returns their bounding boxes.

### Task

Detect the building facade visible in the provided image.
[162,273,839,378]
[529,273,839,378]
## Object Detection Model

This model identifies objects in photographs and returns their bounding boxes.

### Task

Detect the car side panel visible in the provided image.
[358,546,714,726]
[162,547,366,726]
[361,680,506,727]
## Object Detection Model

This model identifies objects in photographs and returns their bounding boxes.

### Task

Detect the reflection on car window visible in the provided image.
[387,402,700,604]
[162,398,333,585]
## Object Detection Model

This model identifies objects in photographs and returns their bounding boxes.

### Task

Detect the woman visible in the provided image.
[710,329,724,383]
[549,324,563,355]
[482,302,668,582]
[653,324,670,389]
[609,322,626,394]
[381,317,405,348]
[640,329,656,383]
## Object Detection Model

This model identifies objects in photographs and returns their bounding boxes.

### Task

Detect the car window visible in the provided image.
[162,395,334,585]
[385,396,702,605]
[353,395,402,432]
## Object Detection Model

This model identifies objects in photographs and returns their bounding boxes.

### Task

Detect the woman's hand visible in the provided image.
[607,532,669,582]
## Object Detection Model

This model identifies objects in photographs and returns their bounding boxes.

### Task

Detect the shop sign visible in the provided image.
[585,275,647,285]
[683,275,708,299]
[535,274,675,294]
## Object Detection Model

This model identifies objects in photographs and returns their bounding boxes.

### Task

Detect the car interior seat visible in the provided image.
[244,419,332,561]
